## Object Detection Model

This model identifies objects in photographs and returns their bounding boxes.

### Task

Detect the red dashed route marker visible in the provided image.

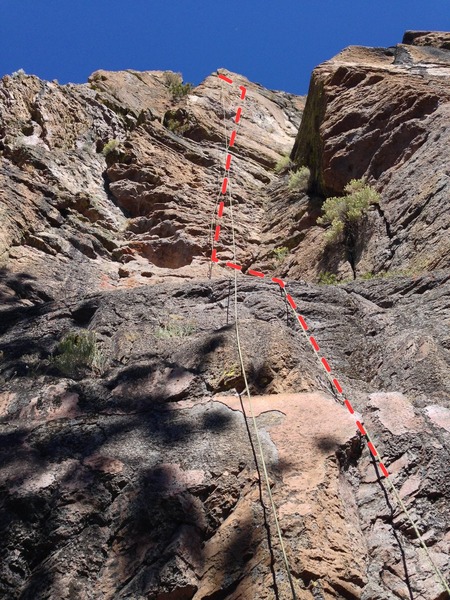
[248,269,265,278]
[309,336,320,352]
[285,294,297,310]
[345,399,355,414]
[210,72,390,478]
[333,378,343,394]
[218,73,233,84]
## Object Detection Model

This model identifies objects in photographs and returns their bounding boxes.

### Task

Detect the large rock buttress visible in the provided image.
[290,34,450,276]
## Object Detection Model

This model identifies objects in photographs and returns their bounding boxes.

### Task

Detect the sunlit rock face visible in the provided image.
[289,31,450,280]
[1,32,450,600]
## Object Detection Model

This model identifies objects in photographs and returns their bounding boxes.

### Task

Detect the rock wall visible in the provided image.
[0,67,304,303]
[290,34,450,278]
[1,274,449,599]
[1,32,450,600]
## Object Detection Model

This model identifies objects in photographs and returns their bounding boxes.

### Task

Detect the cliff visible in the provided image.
[0,32,449,600]
[288,34,450,280]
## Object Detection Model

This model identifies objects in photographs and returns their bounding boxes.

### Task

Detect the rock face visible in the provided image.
[1,33,450,600]
[289,32,450,279]
[0,67,304,305]
[403,30,450,50]
[1,274,450,599]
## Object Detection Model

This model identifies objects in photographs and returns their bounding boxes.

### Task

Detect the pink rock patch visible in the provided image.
[216,392,357,505]
[19,389,80,422]
[399,473,422,499]
[369,392,423,435]
[424,405,450,433]
[0,391,17,418]
[84,454,125,475]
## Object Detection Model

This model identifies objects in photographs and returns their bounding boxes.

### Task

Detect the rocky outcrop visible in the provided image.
[403,30,450,50]
[1,32,450,600]
[1,273,449,599]
[0,68,304,307]
[288,33,450,279]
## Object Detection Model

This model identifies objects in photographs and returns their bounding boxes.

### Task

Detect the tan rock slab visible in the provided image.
[213,392,367,594]
[369,391,424,435]
[424,404,450,433]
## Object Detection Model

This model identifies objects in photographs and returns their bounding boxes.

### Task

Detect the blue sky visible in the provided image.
[0,0,449,95]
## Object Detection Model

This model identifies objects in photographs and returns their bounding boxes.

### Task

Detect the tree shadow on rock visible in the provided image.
[316,243,348,282]
[0,267,55,334]
[202,406,233,432]
[315,434,344,454]
[0,297,263,598]
[0,392,242,599]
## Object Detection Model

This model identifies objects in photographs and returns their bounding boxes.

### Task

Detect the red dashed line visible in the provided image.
[356,421,366,436]
[286,294,297,310]
[321,357,331,373]
[309,336,320,352]
[221,178,228,194]
[344,399,354,414]
[218,73,233,84]
[226,261,242,271]
[368,442,378,457]
[211,73,391,482]
[271,277,285,288]
[333,378,343,394]
[297,315,308,331]
[248,269,265,278]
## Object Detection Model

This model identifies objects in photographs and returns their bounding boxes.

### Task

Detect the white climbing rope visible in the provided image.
[223,86,298,598]
[283,293,450,597]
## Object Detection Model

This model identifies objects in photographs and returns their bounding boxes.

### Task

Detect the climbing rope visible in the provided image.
[212,74,450,598]
[228,191,298,599]
[282,290,450,597]
[208,79,244,279]
[219,80,298,598]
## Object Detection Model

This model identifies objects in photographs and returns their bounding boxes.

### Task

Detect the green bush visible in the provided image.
[273,246,289,262]
[274,154,292,173]
[102,139,119,156]
[166,118,180,133]
[318,272,339,285]
[164,72,193,100]
[317,178,379,243]
[360,271,376,280]
[156,321,195,339]
[164,111,190,136]
[288,166,310,191]
[164,72,182,87]
[52,330,103,378]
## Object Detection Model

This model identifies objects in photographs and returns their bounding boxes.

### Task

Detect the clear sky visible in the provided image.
[1,0,449,95]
